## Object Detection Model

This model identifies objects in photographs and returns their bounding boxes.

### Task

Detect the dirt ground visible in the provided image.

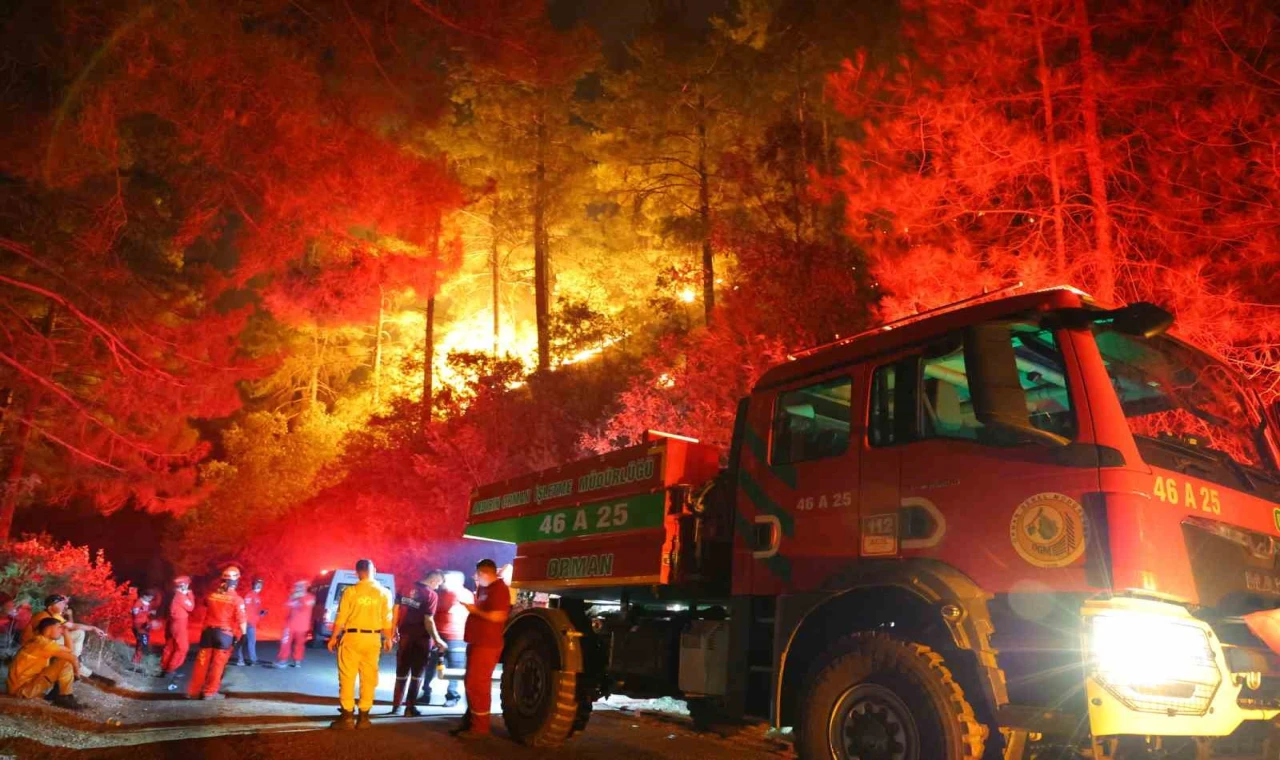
[0,641,793,759]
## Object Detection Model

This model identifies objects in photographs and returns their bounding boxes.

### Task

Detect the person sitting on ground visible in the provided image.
[23,595,105,677]
[7,617,84,710]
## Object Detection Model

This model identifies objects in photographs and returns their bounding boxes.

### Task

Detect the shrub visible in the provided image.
[0,534,133,636]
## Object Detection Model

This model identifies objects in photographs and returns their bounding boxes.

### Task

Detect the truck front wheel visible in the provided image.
[798,633,985,760]
[501,625,582,746]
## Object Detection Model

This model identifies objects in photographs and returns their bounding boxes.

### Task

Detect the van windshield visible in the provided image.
[1093,328,1277,488]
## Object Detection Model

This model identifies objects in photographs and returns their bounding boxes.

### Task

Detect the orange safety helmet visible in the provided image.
[173,575,191,586]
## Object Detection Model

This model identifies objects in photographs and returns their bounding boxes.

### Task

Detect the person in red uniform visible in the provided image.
[390,573,447,716]
[187,565,247,700]
[451,559,511,738]
[130,591,156,666]
[423,570,472,707]
[273,580,315,668]
[161,576,195,677]
[232,577,266,666]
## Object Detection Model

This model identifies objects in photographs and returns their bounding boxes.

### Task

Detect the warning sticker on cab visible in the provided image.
[1009,493,1086,568]
[861,513,899,557]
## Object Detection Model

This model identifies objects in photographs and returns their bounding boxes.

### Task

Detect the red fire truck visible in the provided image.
[463,286,1280,759]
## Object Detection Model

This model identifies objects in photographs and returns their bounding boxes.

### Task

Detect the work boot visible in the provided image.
[390,679,406,714]
[405,705,423,718]
[289,661,301,668]
[52,694,86,711]
[330,710,356,730]
[443,694,460,708]
[355,712,373,730]
[402,677,421,714]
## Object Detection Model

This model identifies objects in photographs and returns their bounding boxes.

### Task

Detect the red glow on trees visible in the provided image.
[826,0,1280,400]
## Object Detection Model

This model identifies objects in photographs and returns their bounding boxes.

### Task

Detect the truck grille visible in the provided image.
[1181,518,1280,709]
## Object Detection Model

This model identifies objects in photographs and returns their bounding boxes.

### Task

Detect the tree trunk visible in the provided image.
[1033,0,1068,278]
[422,210,442,433]
[534,110,551,372]
[373,287,385,407]
[308,333,321,407]
[491,192,501,357]
[697,95,715,325]
[0,389,40,543]
[795,48,809,244]
[0,388,12,439]
[422,295,435,431]
[0,304,55,542]
[1074,0,1116,304]
[820,91,831,176]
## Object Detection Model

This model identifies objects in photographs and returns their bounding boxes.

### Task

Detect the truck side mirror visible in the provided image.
[1044,301,1173,338]
[964,323,1069,447]
[1109,302,1174,338]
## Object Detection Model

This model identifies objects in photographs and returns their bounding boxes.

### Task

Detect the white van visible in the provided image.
[308,568,396,645]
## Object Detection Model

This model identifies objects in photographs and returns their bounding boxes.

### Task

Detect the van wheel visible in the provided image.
[798,633,985,760]
[501,625,579,747]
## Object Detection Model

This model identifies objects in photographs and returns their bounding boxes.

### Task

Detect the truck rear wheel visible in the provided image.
[797,633,985,760]
[501,625,582,746]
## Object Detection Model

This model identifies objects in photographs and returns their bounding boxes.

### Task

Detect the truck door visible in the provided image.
[736,368,865,596]
[880,321,1099,704]
[889,322,1098,585]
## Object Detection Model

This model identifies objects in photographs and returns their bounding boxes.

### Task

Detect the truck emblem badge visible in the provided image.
[1010,493,1086,568]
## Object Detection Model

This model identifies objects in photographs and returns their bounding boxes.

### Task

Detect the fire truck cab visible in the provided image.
[465,286,1280,759]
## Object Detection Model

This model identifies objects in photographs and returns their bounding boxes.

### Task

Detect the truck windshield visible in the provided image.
[1093,328,1277,488]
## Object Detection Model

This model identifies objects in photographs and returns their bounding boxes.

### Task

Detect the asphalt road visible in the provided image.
[0,641,792,760]
[208,639,457,704]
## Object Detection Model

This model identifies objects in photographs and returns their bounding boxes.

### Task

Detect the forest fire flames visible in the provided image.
[1,0,1280,753]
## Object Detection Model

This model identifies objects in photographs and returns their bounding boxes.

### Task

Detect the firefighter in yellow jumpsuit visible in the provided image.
[328,558,394,729]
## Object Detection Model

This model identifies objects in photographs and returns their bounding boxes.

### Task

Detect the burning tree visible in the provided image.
[0,0,462,542]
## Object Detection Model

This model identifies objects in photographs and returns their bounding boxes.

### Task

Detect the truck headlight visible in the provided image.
[1088,612,1221,716]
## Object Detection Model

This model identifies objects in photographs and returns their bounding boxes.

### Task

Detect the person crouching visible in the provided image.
[7,617,84,710]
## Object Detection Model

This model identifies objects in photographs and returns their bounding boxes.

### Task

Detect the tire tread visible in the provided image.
[800,632,985,759]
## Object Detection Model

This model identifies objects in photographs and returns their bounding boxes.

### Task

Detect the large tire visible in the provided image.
[797,633,985,760]
[501,625,580,747]
[571,691,593,734]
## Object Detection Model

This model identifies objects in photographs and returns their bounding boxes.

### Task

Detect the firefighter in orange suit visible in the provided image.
[328,558,393,730]
[451,558,511,739]
[160,576,195,677]
[274,580,316,667]
[186,566,247,700]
